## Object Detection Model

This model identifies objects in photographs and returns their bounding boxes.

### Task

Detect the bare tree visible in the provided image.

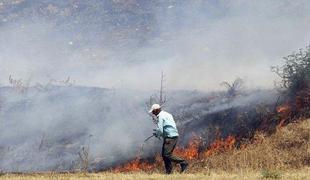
[146,71,168,123]
[159,71,167,106]
[220,78,244,100]
[9,75,30,93]
[147,71,167,107]
[78,146,89,173]
[34,76,75,92]
[0,82,2,112]
[78,134,92,173]
[50,76,75,86]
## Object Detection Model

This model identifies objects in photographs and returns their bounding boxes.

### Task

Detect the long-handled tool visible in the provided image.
[138,134,157,157]
[144,134,155,142]
[140,134,155,151]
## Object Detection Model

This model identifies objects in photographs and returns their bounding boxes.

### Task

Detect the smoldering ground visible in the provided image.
[0,0,309,172]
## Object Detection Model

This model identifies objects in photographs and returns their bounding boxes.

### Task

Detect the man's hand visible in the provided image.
[153,129,159,138]
[152,132,158,137]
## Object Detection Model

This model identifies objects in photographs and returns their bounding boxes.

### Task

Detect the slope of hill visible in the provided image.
[0,85,279,172]
[198,118,310,172]
[0,119,309,179]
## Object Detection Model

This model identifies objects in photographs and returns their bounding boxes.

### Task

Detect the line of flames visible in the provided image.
[113,102,297,172]
[113,135,236,172]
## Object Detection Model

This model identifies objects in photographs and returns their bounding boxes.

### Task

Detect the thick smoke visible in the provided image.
[0,0,309,172]
[0,0,309,90]
[0,86,154,171]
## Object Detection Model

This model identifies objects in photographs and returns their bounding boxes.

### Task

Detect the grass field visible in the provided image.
[0,168,309,180]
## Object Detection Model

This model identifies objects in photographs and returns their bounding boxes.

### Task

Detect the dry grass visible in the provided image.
[0,168,309,180]
[0,119,309,179]
[200,118,310,171]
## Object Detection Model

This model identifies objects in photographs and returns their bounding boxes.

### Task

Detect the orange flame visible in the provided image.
[276,103,291,128]
[113,135,236,172]
[113,154,162,172]
[113,158,151,172]
[203,135,236,157]
[276,103,291,114]
[174,136,201,160]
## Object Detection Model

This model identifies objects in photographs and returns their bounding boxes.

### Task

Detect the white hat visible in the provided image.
[149,104,161,113]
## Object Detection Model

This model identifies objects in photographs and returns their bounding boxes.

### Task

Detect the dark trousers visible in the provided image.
[162,137,186,174]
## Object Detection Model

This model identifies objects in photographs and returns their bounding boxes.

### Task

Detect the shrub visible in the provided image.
[272,46,310,116]
[272,46,310,98]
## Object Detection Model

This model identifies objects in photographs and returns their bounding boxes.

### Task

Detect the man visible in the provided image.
[149,104,188,174]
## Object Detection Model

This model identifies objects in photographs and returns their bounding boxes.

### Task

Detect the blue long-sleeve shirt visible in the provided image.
[155,111,179,138]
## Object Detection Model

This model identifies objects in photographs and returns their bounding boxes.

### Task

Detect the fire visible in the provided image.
[276,103,291,128]
[113,135,236,172]
[203,135,236,157]
[174,136,201,160]
[276,103,291,114]
[113,155,162,172]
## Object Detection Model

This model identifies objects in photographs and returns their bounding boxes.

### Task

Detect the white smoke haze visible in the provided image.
[0,0,309,90]
[0,0,309,172]
[0,87,154,171]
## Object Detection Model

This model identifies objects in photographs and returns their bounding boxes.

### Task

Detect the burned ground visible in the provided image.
[0,85,280,172]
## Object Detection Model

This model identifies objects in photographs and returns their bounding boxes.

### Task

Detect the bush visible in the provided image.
[272,46,310,98]
[272,46,310,115]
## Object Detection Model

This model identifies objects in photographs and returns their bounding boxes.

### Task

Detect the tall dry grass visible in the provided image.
[198,118,310,172]
[0,169,309,180]
[0,119,309,179]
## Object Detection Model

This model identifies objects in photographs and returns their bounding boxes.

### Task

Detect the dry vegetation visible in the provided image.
[0,46,308,179]
[0,169,309,180]
[199,118,310,172]
[1,118,309,179]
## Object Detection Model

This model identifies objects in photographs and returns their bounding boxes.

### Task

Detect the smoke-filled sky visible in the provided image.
[0,0,309,91]
[1,0,308,172]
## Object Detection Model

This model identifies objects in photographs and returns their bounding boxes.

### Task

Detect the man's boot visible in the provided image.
[180,162,188,173]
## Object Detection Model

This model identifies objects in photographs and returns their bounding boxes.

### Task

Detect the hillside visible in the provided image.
[0,86,279,172]
[110,118,310,174]
[199,118,310,172]
[1,118,309,179]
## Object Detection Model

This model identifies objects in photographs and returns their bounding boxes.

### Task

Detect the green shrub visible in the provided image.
[272,46,310,98]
